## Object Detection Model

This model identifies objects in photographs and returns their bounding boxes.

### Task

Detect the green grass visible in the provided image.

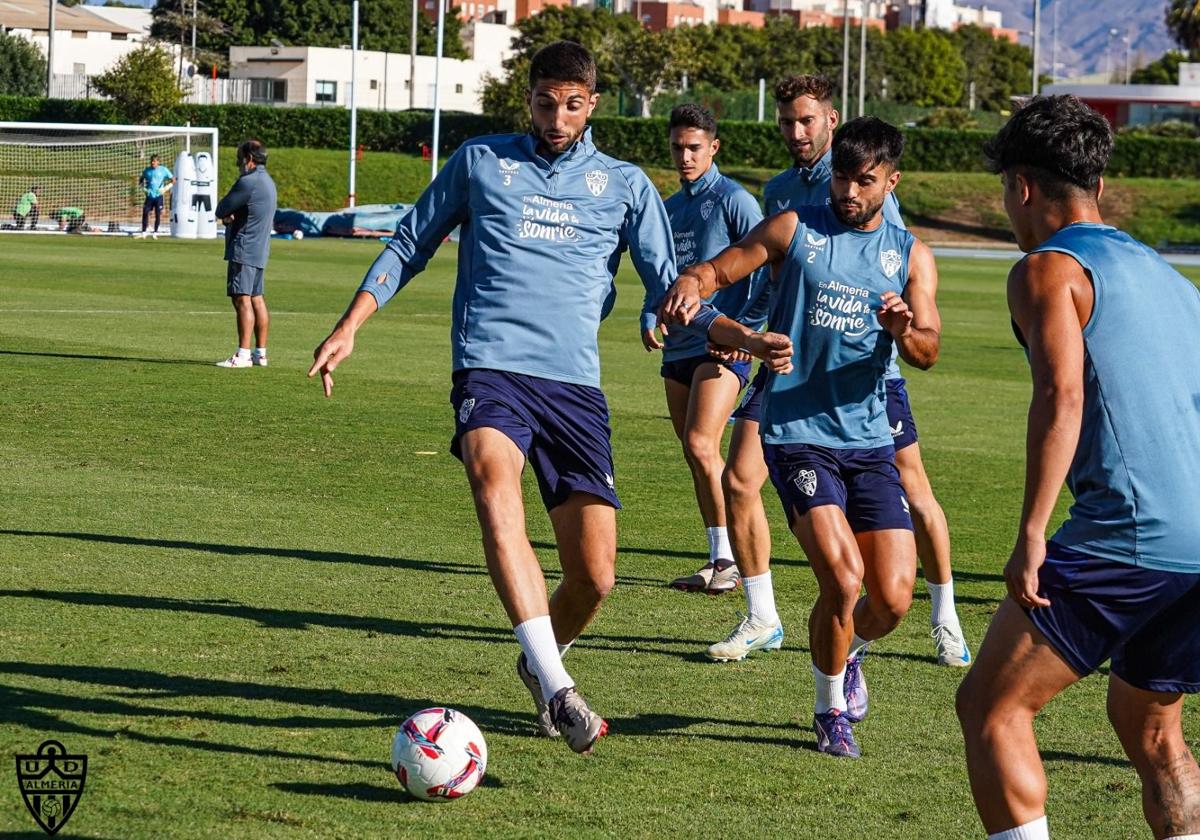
[2,237,1199,838]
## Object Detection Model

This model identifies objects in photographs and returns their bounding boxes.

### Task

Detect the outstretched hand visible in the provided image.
[706,342,752,363]
[308,325,356,398]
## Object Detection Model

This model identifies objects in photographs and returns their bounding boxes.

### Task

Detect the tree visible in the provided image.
[1167,0,1200,49]
[0,32,47,97]
[92,45,188,123]
[607,27,697,116]
[950,25,1034,111]
[880,28,965,108]
[1132,47,1200,83]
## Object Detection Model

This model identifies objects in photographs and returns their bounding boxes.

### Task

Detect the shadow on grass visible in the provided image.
[0,589,716,654]
[905,211,1014,243]
[609,711,816,752]
[272,773,504,804]
[1041,750,1130,769]
[0,349,211,366]
[0,529,669,588]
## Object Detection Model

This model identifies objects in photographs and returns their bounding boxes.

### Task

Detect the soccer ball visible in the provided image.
[391,708,487,801]
[292,229,304,240]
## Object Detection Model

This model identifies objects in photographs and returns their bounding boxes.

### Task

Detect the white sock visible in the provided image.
[812,663,846,714]
[927,579,961,629]
[743,572,779,625]
[848,632,870,661]
[1164,835,1200,839]
[706,526,733,565]
[557,640,573,658]
[514,616,573,703]
[235,347,251,359]
[253,346,267,357]
[988,816,1049,840]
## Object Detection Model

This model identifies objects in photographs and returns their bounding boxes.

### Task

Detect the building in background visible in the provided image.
[1042,82,1200,128]
[0,0,170,76]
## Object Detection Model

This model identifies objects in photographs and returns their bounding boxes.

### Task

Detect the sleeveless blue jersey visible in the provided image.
[761,204,914,448]
[761,148,906,379]
[662,162,768,362]
[1027,223,1200,573]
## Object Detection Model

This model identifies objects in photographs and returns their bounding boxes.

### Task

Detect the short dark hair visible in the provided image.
[529,41,597,93]
[150,154,160,162]
[774,74,835,106]
[983,94,1112,200]
[832,116,904,174]
[668,103,718,138]
[237,139,268,166]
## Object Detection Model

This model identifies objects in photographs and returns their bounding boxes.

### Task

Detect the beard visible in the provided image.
[533,123,584,154]
[833,193,885,227]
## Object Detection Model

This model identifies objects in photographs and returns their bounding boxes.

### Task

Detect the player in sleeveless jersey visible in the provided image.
[662,117,941,758]
[310,42,792,757]
[957,95,1200,840]
[710,74,969,669]
[653,104,769,595]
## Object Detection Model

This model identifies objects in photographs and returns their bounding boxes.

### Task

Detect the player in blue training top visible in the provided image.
[309,42,792,757]
[662,117,942,759]
[138,154,174,239]
[650,104,769,596]
[956,96,1200,840]
[709,74,970,670]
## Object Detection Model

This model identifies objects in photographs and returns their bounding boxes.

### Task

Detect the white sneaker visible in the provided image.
[251,353,269,367]
[151,232,158,240]
[932,624,972,667]
[137,231,147,239]
[707,562,741,594]
[668,563,714,592]
[215,354,252,368]
[706,612,784,662]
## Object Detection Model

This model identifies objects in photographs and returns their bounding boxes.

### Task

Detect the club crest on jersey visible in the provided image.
[794,469,818,497]
[700,199,715,221]
[585,170,608,197]
[880,249,902,278]
[458,398,475,424]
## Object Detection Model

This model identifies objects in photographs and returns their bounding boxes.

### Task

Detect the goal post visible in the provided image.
[0,122,219,236]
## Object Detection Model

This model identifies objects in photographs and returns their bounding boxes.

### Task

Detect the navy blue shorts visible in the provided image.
[763,442,912,533]
[885,378,919,451]
[226,261,264,297]
[1027,543,1200,693]
[732,364,768,423]
[660,353,751,389]
[449,369,620,512]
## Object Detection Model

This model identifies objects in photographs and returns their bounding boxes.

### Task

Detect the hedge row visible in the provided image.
[3,96,1200,178]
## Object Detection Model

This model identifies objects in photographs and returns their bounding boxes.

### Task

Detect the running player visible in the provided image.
[309,42,792,756]
[957,95,1200,840]
[708,74,970,668]
[662,117,940,758]
[656,103,769,595]
[138,154,174,239]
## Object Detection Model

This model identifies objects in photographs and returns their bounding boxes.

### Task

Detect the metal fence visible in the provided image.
[48,74,253,106]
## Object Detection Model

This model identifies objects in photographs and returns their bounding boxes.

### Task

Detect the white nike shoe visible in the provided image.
[706,612,784,662]
[932,624,972,667]
[215,354,252,368]
[151,232,159,240]
[251,353,269,367]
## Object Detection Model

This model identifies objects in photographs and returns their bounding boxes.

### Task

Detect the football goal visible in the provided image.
[0,122,218,234]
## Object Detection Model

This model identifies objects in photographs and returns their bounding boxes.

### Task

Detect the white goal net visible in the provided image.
[0,122,218,235]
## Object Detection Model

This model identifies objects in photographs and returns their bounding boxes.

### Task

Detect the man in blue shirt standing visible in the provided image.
[308,42,792,756]
[138,154,174,239]
[710,74,970,670]
[654,104,769,596]
[662,118,942,759]
[957,96,1200,840]
[215,140,277,368]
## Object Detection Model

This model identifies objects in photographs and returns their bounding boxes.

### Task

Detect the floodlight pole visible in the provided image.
[841,0,850,117]
[46,0,56,96]
[409,0,417,108]
[431,0,444,181]
[858,15,866,118]
[1031,0,1041,95]
[349,0,359,207]
[191,0,197,66]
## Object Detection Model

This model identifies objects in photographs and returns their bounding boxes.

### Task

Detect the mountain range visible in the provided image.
[982,0,1178,79]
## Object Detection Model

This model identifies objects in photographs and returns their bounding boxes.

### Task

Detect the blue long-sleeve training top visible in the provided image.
[358,128,719,388]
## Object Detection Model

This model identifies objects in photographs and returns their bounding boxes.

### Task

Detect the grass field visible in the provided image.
[3,236,1198,838]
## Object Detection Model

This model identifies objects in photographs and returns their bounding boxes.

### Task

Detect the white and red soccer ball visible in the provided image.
[391,707,487,801]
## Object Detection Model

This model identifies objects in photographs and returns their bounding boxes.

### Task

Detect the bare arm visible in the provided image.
[658,211,798,328]
[707,316,794,374]
[1004,250,1093,608]
[878,238,941,370]
[306,291,379,397]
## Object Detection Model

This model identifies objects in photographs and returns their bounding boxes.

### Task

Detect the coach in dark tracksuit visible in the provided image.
[214,139,278,368]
